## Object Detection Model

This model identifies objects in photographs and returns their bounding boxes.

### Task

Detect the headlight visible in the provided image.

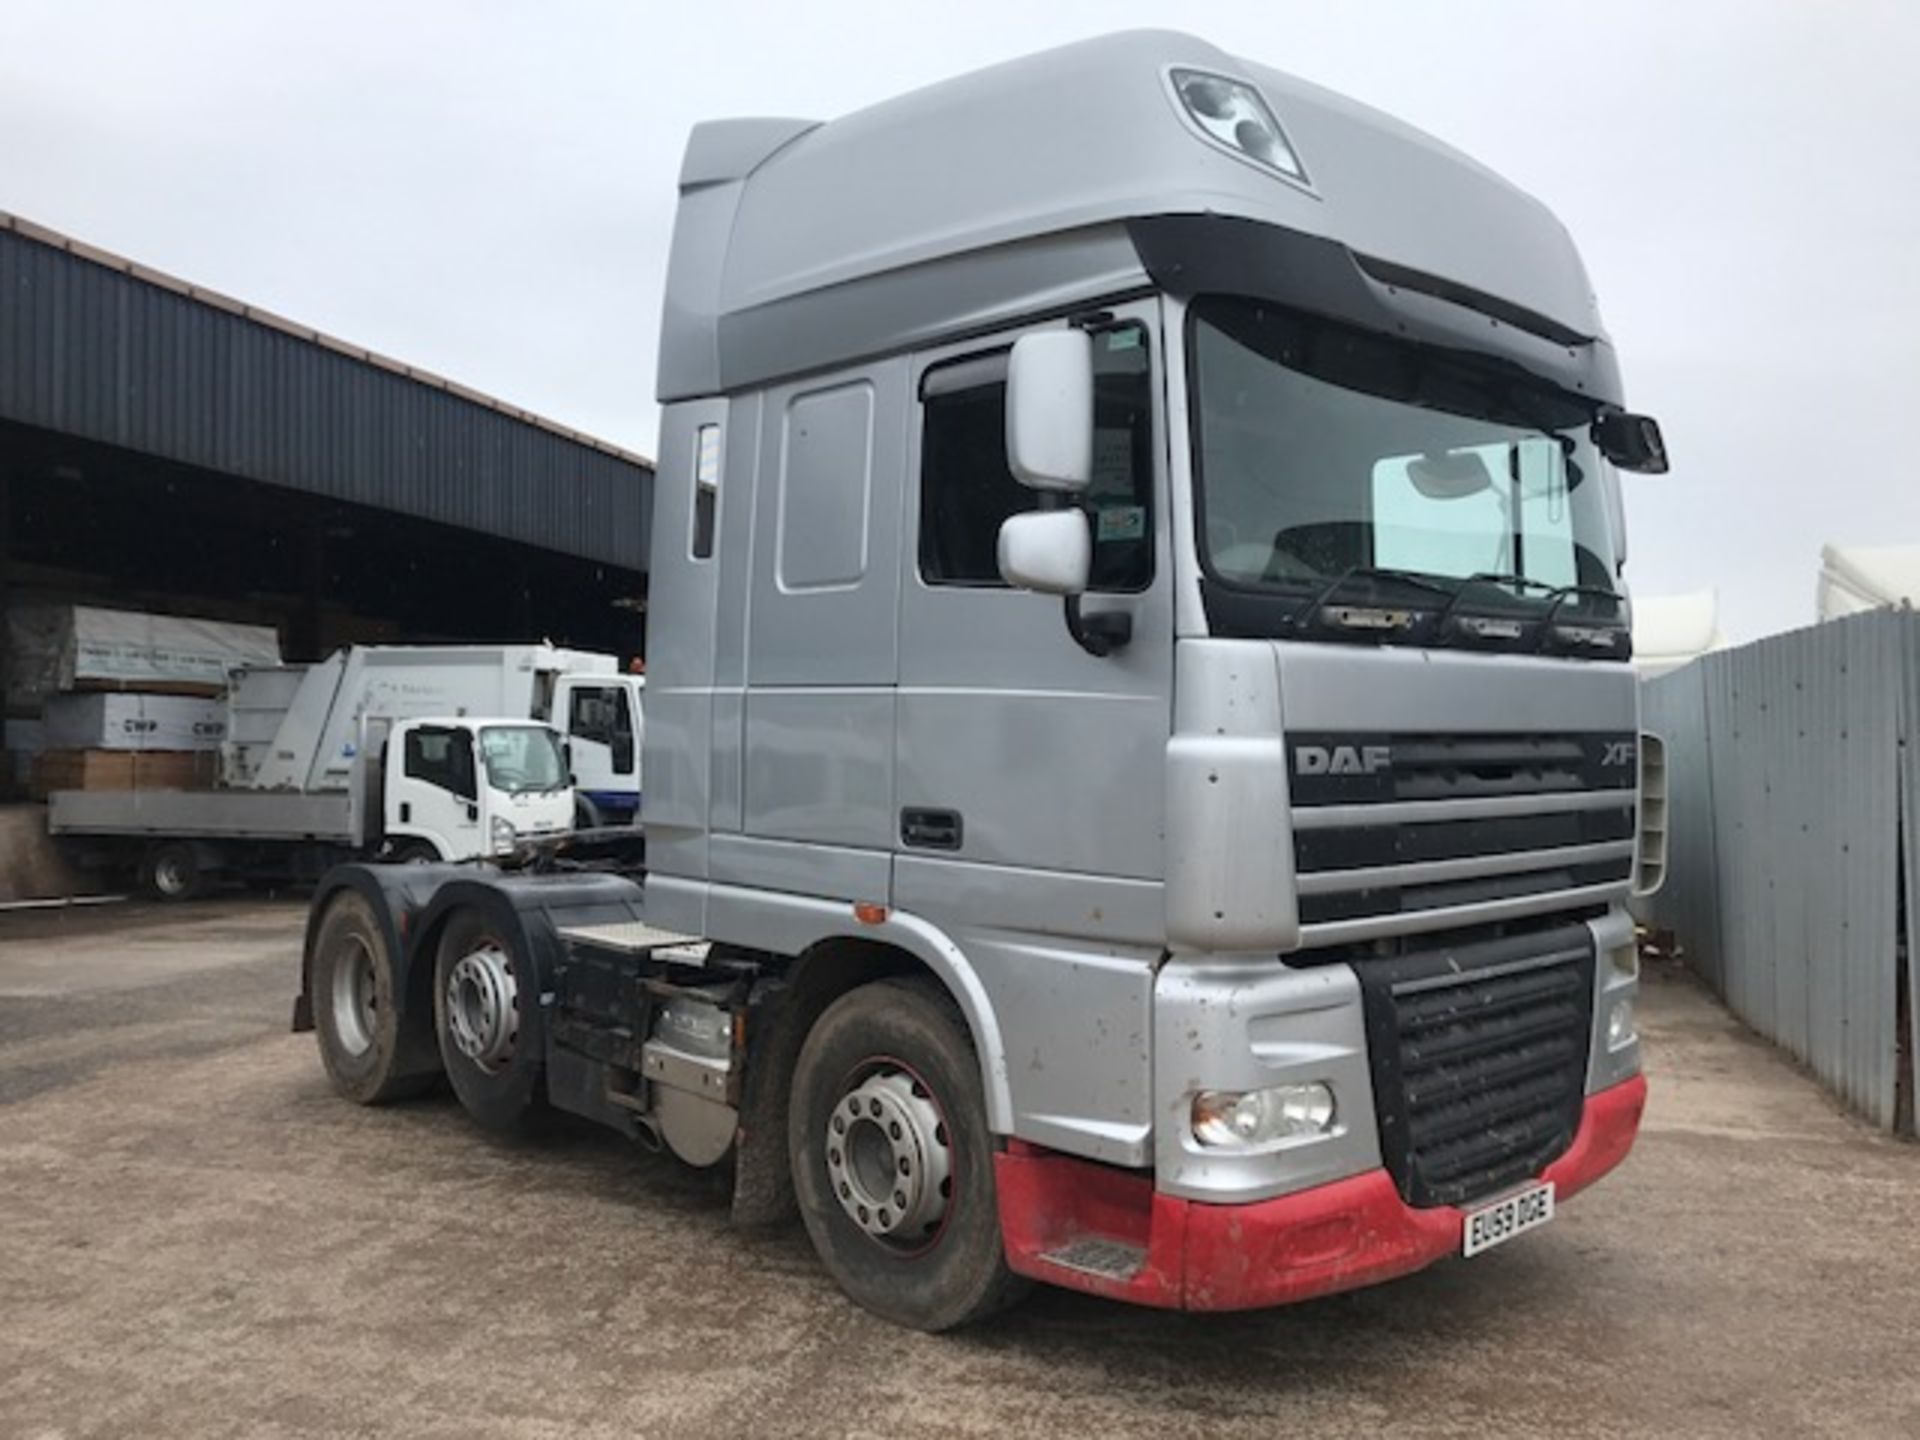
[1169,68,1308,184]
[1192,1082,1336,1150]
[1607,997,1637,1050]
[490,815,518,856]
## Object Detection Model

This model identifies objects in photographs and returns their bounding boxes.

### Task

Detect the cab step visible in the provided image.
[1037,1236,1147,1282]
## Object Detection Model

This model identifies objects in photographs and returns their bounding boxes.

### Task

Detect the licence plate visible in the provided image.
[1462,1181,1555,1257]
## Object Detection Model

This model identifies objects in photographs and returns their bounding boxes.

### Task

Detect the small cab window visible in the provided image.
[919,324,1154,590]
[568,683,636,774]
[567,685,625,746]
[404,726,475,799]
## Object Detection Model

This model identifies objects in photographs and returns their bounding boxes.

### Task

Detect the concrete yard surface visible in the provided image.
[2,900,1918,1439]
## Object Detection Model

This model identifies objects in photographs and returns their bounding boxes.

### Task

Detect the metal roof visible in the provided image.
[0,210,651,571]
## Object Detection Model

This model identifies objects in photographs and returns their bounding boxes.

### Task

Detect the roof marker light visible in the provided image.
[1169,68,1309,187]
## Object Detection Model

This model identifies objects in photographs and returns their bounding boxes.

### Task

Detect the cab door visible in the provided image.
[389,724,483,858]
[894,303,1173,887]
[561,679,638,816]
[892,302,1173,1162]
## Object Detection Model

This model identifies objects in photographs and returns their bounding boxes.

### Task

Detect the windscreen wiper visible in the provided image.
[1535,584,1630,657]
[1429,572,1560,644]
[1293,566,1455,634]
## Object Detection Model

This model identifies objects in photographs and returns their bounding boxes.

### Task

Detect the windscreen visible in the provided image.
[479,726,568,794]
[1190,297,1622,642]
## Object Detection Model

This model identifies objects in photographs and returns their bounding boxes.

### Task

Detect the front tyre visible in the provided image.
[142,841,205,901]
[432,907,546,1133]
[790,979,1029,1331]
[311,890,438,1103]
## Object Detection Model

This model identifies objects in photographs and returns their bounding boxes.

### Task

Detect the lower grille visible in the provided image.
[1359,925,1594,1207]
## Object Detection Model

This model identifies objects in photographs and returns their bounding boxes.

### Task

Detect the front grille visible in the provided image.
[1289,731,1637,931]
[1358,925,1594,1208]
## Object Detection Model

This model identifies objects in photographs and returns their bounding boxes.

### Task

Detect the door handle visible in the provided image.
[900,808,963,852]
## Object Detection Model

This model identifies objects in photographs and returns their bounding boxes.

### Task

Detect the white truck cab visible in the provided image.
[384,717,574,861]
[549,674,645,826]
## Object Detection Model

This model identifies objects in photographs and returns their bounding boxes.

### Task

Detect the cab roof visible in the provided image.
[660,30,1602,401]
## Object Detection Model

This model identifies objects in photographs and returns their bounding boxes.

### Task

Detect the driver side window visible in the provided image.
[404,726,475,800]
[918,324,1155,592]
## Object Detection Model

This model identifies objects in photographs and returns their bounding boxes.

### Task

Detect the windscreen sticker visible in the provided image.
[1097,505,1147,543]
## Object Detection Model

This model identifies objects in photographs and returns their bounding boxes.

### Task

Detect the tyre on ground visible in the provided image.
[141,841,207,901]
[432,907,546,1133]
[310,889,439,1103]
[789,977,1030,1331]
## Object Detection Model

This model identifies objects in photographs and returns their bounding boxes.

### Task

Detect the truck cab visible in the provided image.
[383,717,573,861]
[302,30,1668,1332]
[550,673,644,826]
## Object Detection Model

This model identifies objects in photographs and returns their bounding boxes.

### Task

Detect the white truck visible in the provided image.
[48,642,609,897]
[297,32,1670,1331]
[50,713,572,898]
[226,643,646,827]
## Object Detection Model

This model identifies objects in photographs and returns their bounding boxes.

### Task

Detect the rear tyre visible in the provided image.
[141,841,205,901]
[790,978,1029,1331]
[311,890,439,1103]
[433,907,546,1133]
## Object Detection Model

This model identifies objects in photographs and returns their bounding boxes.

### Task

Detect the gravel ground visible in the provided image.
[2,898,1918,1439]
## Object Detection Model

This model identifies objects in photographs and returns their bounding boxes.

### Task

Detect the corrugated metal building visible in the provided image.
[0,209,654,793]
[0,211,648,570]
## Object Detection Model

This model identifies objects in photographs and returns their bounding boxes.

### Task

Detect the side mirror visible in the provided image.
[1006,330,1094,492]
[1594,410,1669,474]
[997,510,1090,596]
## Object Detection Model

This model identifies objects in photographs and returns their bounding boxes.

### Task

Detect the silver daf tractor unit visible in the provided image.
[296,30,1669,1331]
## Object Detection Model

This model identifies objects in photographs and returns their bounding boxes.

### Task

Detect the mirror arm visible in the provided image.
[1064,596,1131,657]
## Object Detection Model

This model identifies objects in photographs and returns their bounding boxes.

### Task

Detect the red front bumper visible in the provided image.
[994,1071,1647,1311]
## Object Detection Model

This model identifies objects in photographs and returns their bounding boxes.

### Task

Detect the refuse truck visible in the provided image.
[222,644,646,828]
[296,30,1670,1331]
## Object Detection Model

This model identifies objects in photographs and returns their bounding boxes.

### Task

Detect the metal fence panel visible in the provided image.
[1903,615,1920,1131]
[1642,610,1912,1131]
[1637,660,1722,987]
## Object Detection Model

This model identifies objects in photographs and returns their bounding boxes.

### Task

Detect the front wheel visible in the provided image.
[789,978,1029,1331]
[141,841,206,901]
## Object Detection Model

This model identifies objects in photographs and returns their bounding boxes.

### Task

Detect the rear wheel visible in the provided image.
[433,908,545,1132]
[141,841,205,901]
[790,978,1029,1331]
[311,890,438,1103]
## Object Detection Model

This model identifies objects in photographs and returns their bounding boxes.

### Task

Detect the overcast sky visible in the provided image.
[3,1,1914,639]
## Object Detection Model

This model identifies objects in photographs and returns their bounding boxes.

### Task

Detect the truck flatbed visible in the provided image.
[48,788,358,844]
